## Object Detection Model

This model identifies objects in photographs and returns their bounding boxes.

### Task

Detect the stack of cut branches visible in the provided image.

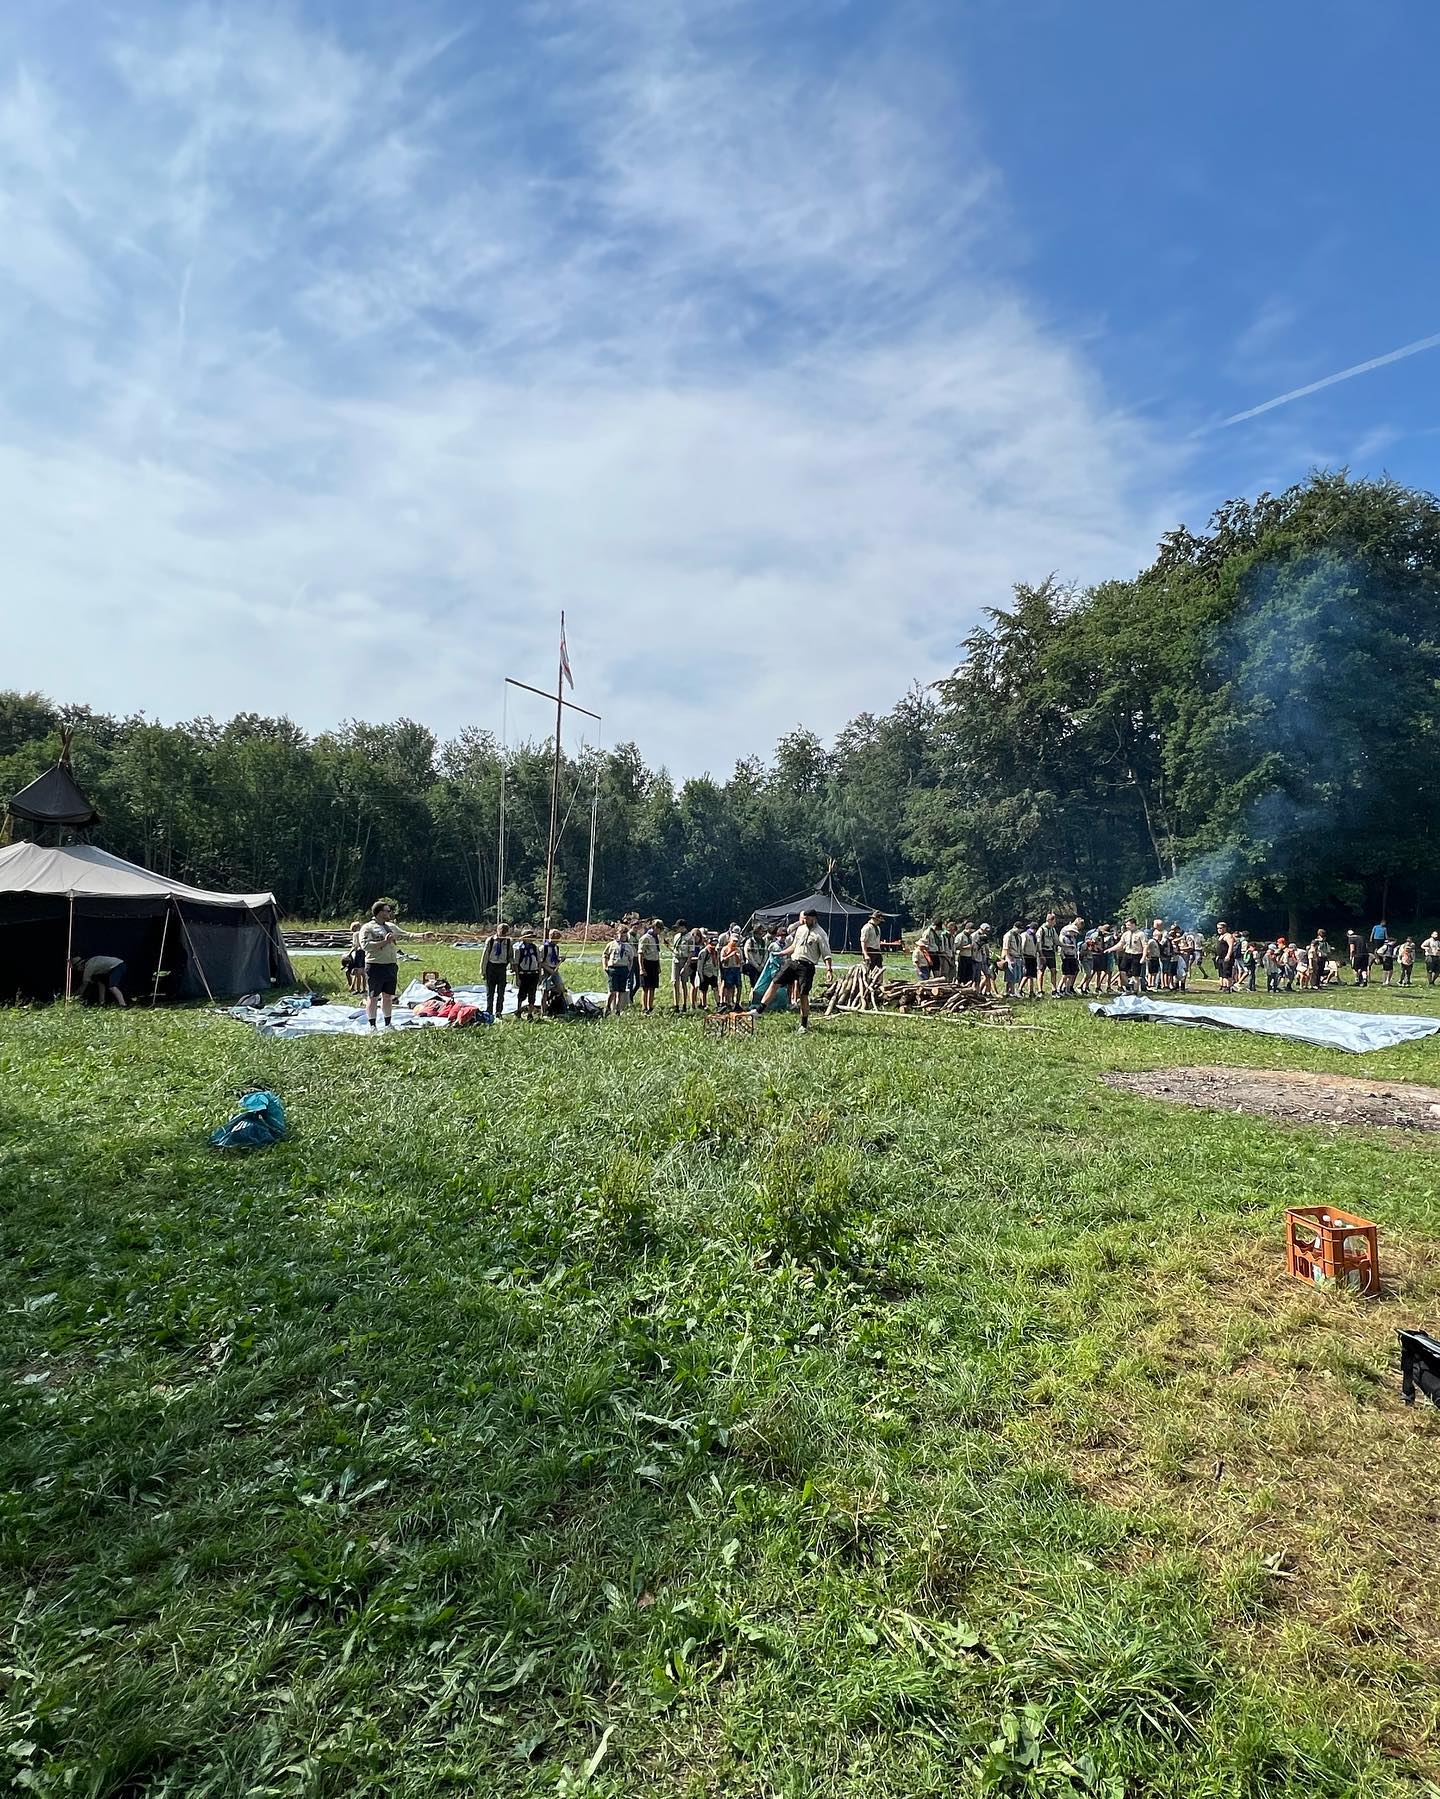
[283,929,353,949]
[824,966,1012,1019]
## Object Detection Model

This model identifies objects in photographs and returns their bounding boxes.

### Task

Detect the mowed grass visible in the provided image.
[4,950,1440,1797]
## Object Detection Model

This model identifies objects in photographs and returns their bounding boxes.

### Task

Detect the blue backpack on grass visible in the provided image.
[210,1089,287,1150]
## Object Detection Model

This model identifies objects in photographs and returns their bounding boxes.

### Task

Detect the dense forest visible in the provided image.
[5,472,1440,933]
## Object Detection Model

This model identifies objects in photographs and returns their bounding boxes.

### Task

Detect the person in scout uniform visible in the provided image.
[603,925,635,1016]
[860,910,885,972]
[670,920,695,1012]
[691,932,721,1010]
[636,919,664,1014]
[914,917,944,980]
[361,900,433,1029]
[1036,912,1060,994]
[753,906,833,1034]
[481,922,514,1019]
[513,928,543,1019]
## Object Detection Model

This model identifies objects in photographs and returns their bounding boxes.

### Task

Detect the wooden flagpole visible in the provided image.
[542,616,565,937]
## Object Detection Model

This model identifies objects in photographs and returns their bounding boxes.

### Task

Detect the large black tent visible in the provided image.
[0,842,295,1003]
[750,873,891,953]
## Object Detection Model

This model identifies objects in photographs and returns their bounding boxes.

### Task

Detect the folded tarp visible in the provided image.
[1090,993,1440,1053]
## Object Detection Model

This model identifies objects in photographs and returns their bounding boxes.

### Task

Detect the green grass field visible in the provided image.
[4,950,1440,1797]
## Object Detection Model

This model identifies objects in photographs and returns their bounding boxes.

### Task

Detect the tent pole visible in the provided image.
[64,892,75,1004]
[151,904,172,1008]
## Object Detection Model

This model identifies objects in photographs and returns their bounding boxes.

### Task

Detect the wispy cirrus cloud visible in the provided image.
[0,0,1176,774]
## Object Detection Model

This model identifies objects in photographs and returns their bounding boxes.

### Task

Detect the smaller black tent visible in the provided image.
[750,873,891,953]
[3,734,101,838]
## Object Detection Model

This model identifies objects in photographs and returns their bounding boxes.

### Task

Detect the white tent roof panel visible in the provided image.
[0,841,276,910]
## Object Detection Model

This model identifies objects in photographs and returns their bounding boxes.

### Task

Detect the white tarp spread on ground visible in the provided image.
[1090,993,1440,1053]
[222,980,589,1037]
[226,980,494,1036]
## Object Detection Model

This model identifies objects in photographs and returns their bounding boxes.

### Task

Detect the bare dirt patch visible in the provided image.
[1104,1064,1440,1132]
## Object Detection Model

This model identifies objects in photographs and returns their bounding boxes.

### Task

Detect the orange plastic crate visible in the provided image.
[1285,1205,1380,1297]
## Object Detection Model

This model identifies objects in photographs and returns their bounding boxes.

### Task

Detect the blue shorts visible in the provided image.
[721,967,742,987]
[607,968,629,993]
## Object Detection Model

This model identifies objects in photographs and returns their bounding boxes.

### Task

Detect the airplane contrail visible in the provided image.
[1219,330,1440,427]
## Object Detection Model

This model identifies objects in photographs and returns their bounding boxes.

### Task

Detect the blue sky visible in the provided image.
[3,0,1437,777]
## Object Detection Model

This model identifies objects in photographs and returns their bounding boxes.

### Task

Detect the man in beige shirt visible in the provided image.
[361,900,432,1028]
[754,908,833,1033]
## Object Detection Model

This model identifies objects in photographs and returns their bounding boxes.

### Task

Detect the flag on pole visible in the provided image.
[559,612,574,689]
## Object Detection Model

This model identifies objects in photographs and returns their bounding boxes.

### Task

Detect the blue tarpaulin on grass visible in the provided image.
[1090,993,1440,1053]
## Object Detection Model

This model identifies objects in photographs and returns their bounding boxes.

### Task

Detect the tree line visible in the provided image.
[5,472,1440,933]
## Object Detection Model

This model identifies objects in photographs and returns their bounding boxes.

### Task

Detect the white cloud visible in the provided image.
[0,1,1178,776]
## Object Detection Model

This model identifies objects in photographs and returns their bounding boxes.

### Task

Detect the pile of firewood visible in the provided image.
[283,929,353,949]
[824,965,1012,1019]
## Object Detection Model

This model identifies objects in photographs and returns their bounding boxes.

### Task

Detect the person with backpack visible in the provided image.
[513,928,543,1019]
[1000,920,1023,996]
[1020,921,1040,998]
[481,922,514,1019]
[1058,916,1083,994]
[636,919,664,1014]
[1036,913,1060,993]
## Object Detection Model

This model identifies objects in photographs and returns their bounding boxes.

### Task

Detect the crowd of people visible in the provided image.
[908,914,1440,998]
[332,899,1440,1029]
[594,910,842,1030]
